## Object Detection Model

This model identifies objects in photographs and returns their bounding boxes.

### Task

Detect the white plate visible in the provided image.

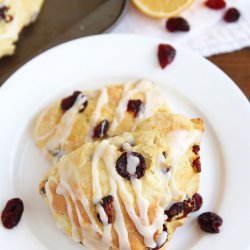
[0,34,250,250]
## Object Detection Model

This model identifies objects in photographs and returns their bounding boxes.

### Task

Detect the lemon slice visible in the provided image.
[132,0,194,18]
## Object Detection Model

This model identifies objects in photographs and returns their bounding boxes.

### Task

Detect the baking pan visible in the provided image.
[0,0,128,85]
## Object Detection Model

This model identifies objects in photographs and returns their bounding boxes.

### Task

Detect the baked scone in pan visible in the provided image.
[34,80,169,163]
[39,111,204,249]
[0,0,44,58]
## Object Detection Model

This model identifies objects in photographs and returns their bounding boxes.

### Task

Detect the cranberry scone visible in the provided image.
[0,0,44,58]
[39,111,204,249]
[34,80,169,163]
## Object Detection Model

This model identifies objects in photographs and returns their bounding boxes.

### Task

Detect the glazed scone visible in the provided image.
[39,111,204,249]
[0,0,44,58]
[34,80,170,163]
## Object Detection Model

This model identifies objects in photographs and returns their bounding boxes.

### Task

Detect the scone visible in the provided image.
[39,111,204,249]
[34,80,169,163]
[0,0,44,58]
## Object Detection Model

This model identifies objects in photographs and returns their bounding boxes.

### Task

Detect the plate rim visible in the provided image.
[0,34,250,250]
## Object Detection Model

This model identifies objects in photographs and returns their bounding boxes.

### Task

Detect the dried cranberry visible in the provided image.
[158,44,176,69]
[198,212,223,233]
[205,0,226,9]
[190,193,203,212]
[0,6,7,20]
[165,202,187,221]
[1,198,24,229]
[0,6,12,22]
[166,17,190,32]
[192,145,200,154]
[127,99,143,117]
[115,152,146,180]
[97,195,115,224]
[183,193,203,214]
[223,8,240,22]
[60,91,84,112]
[192,157,201,172]
[165,193,202,221]
[93,120,109,138]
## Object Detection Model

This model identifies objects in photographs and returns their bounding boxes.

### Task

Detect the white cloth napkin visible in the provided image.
[111,0,250,57]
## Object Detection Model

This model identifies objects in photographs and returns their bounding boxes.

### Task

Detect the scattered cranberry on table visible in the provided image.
[198,212,223,233]
[205,0,226,10]
[166,17,190,32]
[223,8,241,22]
[1,198,24,229]
[157,44,176,69]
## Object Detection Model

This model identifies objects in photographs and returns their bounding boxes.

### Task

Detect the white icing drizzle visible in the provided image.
[103,143,165,249]
[102,148,131,250]
[45,177,57,215]
[165,129,202,200]
[34,106,56,141]
[58,158,113,248]
[102,224,112,248]
[127,154,139,176]
[110,132,135,150]
[143,90,152,118]
[59,160,102,235]
[125,204,165,248]
[96,204,113,246]
[131,178,149,225]
[44,94,88,155]
[109,80,165,133]
[131,85,152,131]
[121,142,133,152]
[99,122,107,137]
[92,141,107,204]
[76,190,101,234]
[156,230,168,247]
[56,183,81,242]
[45,164,110,248]
[97,204,108,225]
[56,181,107,249]
[156,153,172,209]
[85,88,109,142]
[109,81,133,133]
[88,140,131,249]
